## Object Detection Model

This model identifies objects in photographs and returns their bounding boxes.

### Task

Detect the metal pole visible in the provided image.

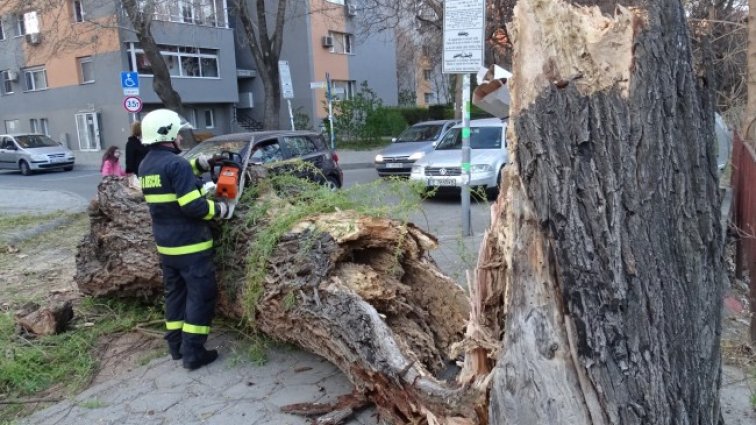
[287,99,295,130]
[461,73,472,237]
[328,98,335,149]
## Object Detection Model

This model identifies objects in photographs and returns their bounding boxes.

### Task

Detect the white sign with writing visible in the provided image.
[278,60,295,99]
[442,0,485,73]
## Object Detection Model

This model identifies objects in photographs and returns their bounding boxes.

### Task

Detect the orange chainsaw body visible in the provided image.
[216,163,241,200]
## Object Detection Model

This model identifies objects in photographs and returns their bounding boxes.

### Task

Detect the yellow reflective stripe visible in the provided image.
[177,190,202,206]
[145,194,178,203]
[203,200,215,220]
[166,321,184,330]
[190,158,200,175]
[200,186,208,196]
[183,323,210,335]
[156,240,213,255]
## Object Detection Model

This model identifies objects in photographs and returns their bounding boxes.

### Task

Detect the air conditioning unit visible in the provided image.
[6,70,19,81]
[322,35,334,48]
[25,33,41,45]
[346,4,357,16]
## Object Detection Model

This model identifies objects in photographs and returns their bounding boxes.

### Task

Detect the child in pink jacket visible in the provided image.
[101,146,126,177]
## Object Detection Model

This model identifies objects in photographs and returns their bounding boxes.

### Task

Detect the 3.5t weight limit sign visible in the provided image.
[123,96,143,113]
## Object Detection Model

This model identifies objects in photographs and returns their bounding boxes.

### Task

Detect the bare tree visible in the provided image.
[122,0,183,113]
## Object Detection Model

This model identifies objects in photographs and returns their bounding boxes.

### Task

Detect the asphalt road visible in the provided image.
[0,167,490,280]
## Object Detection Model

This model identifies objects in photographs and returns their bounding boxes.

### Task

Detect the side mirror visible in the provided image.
[391,137,397,143]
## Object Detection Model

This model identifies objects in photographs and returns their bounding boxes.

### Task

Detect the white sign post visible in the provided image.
[278,60,296,130]
[443,0,485,237]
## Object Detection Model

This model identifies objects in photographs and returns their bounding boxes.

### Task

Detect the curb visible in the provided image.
[340,162,373,171]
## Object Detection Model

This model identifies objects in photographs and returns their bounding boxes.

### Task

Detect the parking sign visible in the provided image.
[121,71,140,96]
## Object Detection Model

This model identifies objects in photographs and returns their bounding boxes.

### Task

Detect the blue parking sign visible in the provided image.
[120,71,139,89]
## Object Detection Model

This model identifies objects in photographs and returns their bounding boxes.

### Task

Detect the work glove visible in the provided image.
[202,181,217,196]
[215,201,234,220]
[196,154,212,173]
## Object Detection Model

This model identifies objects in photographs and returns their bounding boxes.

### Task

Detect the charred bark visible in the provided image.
[483,1,724,424]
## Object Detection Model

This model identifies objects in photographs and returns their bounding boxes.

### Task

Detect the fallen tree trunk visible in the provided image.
[76,174,487,423]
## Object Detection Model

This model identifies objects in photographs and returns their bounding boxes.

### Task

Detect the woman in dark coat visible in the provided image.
[125,121,147,175]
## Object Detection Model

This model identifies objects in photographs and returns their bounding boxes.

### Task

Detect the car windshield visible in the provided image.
[435,127,502,150]
[15,135,59,148]
[183,140,248,160]
[395,124,444,142]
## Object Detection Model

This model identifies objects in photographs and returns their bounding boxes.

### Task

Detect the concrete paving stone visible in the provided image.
[221,380,275,399]
[201,403,271,425]
[126,391,186,413]
[266,383,329,407]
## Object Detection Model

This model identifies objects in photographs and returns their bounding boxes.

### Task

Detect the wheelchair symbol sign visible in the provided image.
[120,72,139,89]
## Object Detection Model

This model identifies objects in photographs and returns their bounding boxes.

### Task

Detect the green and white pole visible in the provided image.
[461,73,472,236]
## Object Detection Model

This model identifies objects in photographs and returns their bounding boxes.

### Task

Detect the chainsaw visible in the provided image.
[209,146,254,219]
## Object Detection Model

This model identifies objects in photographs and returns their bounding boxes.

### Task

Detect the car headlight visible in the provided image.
[66,152,75,159]
[375,154,384,162]
[31,154,48,162]
[471,164,494,173]
[408,152,425,161]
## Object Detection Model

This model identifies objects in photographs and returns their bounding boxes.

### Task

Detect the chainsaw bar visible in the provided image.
[224,137,255,219]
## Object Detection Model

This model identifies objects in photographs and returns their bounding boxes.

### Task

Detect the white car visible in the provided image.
[410,118,508,196]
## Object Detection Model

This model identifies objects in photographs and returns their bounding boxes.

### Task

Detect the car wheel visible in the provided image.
[324,175,340,191]
[486,167,504,200]
[63,166,74,172]
[19,160,32,176]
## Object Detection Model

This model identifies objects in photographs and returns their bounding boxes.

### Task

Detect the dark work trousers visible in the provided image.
[161,250,217,363]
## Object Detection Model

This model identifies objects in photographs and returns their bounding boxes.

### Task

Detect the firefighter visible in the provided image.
[138,109,230,371]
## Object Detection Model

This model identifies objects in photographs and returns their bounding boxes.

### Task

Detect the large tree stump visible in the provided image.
[480,1,724,423]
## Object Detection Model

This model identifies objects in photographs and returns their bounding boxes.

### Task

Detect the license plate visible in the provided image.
[427,178,457,187]
[386,162,406,169]
[50,157,64,163]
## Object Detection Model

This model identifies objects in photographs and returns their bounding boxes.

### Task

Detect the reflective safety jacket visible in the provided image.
[138,145,219,256]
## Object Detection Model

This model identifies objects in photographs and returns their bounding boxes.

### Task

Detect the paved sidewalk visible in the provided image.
[20,331,380,425]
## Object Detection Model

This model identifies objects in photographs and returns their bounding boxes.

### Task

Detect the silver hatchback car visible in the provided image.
[0,134,76,175]
[374,120,458,177]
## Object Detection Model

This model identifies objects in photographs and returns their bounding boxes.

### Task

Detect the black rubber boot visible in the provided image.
[165,330,182,360]
[169,345,182,360]
[182,349,218,371]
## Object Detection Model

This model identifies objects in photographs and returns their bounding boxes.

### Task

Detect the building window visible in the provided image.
[72,0,85,22]
[204,109,214,128]
[78,56,94,83]
[128,43,219,78]
[30,118,39,133]
[40,118,49,136]
[0,19,5,40]
[75,112,101,151]
[23,67,47,91]
[5,119,20,133]
[328,31,354,54]
[2,70,14,94]
[423,69,432,81]
[186,108,197,127]
[15,14,26,36]
[424,93,435,104]
[331,80,356,100]
[147,0,227,28]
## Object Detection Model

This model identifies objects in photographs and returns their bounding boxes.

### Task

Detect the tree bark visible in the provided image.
[483,1,724,423]
[76,175,487,423]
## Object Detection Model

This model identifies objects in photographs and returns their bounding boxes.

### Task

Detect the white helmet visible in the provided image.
[141,109,188,145]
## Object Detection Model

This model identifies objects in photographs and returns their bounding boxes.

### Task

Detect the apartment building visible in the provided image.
[0,0,237,162]
[231,0,398,130]
[0,0,398,163]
